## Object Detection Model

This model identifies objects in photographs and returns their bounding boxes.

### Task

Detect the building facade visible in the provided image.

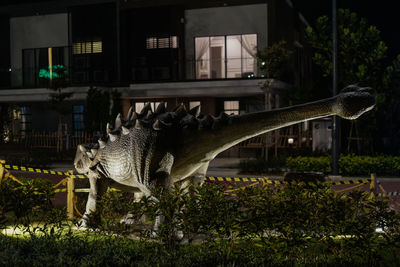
[0,0,314,154]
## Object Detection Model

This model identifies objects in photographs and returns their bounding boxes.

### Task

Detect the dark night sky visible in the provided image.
[292,0,400,61]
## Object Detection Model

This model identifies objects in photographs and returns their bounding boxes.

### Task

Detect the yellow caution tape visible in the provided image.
[1,161,88,178]
[204,176,371,186]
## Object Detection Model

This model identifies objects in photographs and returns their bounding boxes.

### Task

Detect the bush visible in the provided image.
[286,155,400,176]
[2,182,400,266]
[0,177,55,222]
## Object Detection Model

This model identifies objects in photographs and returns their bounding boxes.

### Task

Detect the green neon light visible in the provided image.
[38,65,67,79]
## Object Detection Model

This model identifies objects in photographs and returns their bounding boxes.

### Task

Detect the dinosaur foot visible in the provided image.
[119,213,136,225]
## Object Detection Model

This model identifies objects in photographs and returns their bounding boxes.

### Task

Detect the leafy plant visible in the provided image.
[285,155,400,176]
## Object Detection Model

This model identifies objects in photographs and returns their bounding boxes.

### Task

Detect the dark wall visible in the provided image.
[267,0,313,88]
[70,3,117,85]
[121,5,184,83]
[0,14,10,88]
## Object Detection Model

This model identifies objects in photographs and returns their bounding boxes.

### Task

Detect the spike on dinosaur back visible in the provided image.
[174,103,187,118]
[129,111,138,121]
[106,123,112,134]
[121,126,130,135]
[115,113,122,129]
[126,107,134,121]
[153,120,162,130]
[145,110,153,120]
[78,144,87,153]
[109,133,118,142]
[98,139,106,149]
[155,102,166,114]
[140,102,152,115]
[188,105,201,117]
[135,120,143,129]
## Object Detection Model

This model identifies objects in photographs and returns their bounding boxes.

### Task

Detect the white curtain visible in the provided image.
[239,34,257,75]
[195,37,210,60]
[240,34,257,57]
[195,37,210,78]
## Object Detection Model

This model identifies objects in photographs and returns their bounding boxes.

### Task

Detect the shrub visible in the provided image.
[0,177,55,221]
[2,182,400,266]
[286,156,331,173]
[286,155,400,176]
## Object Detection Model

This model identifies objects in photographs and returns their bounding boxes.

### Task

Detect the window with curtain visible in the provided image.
[195,34,257,79]
[224,100,240,115]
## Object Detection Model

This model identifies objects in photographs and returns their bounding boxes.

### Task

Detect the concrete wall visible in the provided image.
[184,4,268,79]
[10,13,69,87]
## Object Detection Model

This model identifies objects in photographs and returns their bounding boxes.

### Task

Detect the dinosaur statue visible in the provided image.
[74,85,376,227]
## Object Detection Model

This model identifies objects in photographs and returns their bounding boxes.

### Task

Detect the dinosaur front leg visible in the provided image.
[79,173,110,227]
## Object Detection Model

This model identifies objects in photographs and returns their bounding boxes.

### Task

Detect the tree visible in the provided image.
[257,40,293,110]
[84,87,122,133]
[306,9,400,154]
[39,65,73,124]
[257,40,293,81]
[257,41,293,159]
[306,9,387,89]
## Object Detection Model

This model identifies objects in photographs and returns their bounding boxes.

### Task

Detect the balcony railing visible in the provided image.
[1,67,117,89]
[1,58,262,89]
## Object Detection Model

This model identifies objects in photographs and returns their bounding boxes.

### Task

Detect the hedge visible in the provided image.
[2,183,400,266]
[286,155,400,176]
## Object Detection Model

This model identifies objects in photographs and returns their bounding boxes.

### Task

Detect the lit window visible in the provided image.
[92,41,102,53]
[146,38,157,49]
[171,36,178,49]
[189,101,201,110]
[73,43,82,54]
[146,36,179,49]
[195,34,257,79]
[224,101,239,115]
[73,41,103,54]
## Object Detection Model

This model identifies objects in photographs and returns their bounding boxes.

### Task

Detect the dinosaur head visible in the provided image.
[74,143,98,175]
[333,85,376,120]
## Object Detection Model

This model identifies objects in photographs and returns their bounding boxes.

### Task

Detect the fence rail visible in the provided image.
[5,132,96,152]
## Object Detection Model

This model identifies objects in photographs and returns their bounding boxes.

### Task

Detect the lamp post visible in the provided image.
[332,0,339,175]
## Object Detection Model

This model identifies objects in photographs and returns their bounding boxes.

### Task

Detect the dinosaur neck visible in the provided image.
[180,96,335,162]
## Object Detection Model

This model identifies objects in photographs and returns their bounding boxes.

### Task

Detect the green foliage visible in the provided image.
[2,183,400,266]
[84,87,122,132]
[306,9,387,88]
[286,156,332,173]
[306,9,400,154]
[286,155,400,176]
[0,178,55,221]
[257,40,293,80]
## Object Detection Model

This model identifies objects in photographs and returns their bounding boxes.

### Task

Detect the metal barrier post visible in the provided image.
[369,173,377,199]
[0,160,4,186]
[67,176,75,219]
